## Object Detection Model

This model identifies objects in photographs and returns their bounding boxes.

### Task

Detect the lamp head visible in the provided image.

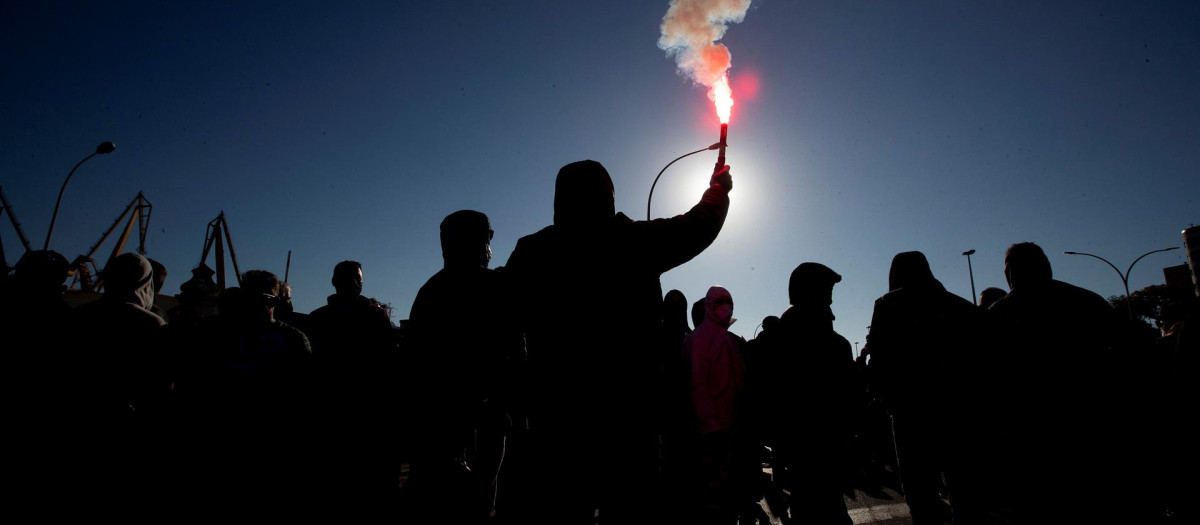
[962,249,976,256]
[96,142,116,155]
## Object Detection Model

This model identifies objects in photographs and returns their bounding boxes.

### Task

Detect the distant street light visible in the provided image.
[962,249,977,306]
[43,141,116,250]
[1063,247,1180,320]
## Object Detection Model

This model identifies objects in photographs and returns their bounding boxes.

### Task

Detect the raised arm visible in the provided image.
[636,165,732,274]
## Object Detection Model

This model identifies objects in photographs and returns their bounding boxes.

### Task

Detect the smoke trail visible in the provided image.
[657,0,751,90]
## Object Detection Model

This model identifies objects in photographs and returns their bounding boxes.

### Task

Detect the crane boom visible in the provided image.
[0,186,34,252]
[1,186,34,272]
[199,212,241,289]
[66,192,153,292]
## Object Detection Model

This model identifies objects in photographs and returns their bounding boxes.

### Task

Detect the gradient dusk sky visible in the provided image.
[3,1,1197,348]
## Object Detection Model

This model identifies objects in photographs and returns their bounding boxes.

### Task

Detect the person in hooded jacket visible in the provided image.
[681,285,756,525]
[72,252,170,418]
[69,252,171,512]
[758,263,857,525]
[503,160,731,524]
[685,287,743,444]
[406,210,523,523]
[866,252,978,525]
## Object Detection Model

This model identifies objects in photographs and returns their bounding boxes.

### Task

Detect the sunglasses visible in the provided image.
[259,293,281,308]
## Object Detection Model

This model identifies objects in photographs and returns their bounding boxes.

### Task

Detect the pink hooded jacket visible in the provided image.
[683,286,745,435]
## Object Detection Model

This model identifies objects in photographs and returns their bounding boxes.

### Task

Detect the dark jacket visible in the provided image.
[504,173,728,436]
[408,265,524,457]
[867,269,978,412]
[761,305,859,445]
[307,294,393,359]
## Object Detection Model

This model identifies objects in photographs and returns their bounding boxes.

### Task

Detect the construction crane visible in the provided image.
[1,185,34,274]
[66,192,153,292]
[198,212,241,289]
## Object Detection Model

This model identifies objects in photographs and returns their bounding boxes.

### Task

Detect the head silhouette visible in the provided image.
[217,286,244,318]
[1004,242,1052,291]
[554,160,615,226]
[663,289,689,328]
[241,269,281,322]
[888,251,937,292]
[332,260,363,296]
[13,250,69,296]
[760,315,780,334]
[180,263,219,300]
[979,287,1008,310]
[789,262,842,308]
[691,297,705,330]
[441,210,492,268]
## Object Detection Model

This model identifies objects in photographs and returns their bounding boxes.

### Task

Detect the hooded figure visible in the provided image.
[867,251,978,525]
[553,160,616,226]
[104,252,159,312]
[72,252,168,416]
[68,253,171,511]
[680,286,755,523]
[868,251,975,408]
[685,286,744,436]
[504,159,731,523]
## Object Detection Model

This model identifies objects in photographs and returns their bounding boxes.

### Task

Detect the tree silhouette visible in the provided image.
[1108,284,1200,332]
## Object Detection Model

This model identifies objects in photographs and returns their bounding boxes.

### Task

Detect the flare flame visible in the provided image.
[657,0,750,123]
[712,75,733,124]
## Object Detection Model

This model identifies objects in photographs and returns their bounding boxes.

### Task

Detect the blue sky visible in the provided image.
[3,1,1197,348]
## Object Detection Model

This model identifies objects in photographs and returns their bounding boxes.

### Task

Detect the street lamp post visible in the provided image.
[43,141,116,250]
[1063,247,1180,320]
[963,249,977,306]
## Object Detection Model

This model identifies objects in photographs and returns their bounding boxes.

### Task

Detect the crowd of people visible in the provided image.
[2,160,1196,524]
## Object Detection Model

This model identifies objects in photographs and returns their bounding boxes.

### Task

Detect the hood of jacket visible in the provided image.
[888,251,941,292]
[103,252,156,311]
[554,160,615,227]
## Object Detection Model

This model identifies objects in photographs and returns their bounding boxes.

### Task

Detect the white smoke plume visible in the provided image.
[657,0,751,89]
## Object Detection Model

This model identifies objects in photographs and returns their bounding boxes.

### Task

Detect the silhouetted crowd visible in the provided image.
[2,160,1197,524]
